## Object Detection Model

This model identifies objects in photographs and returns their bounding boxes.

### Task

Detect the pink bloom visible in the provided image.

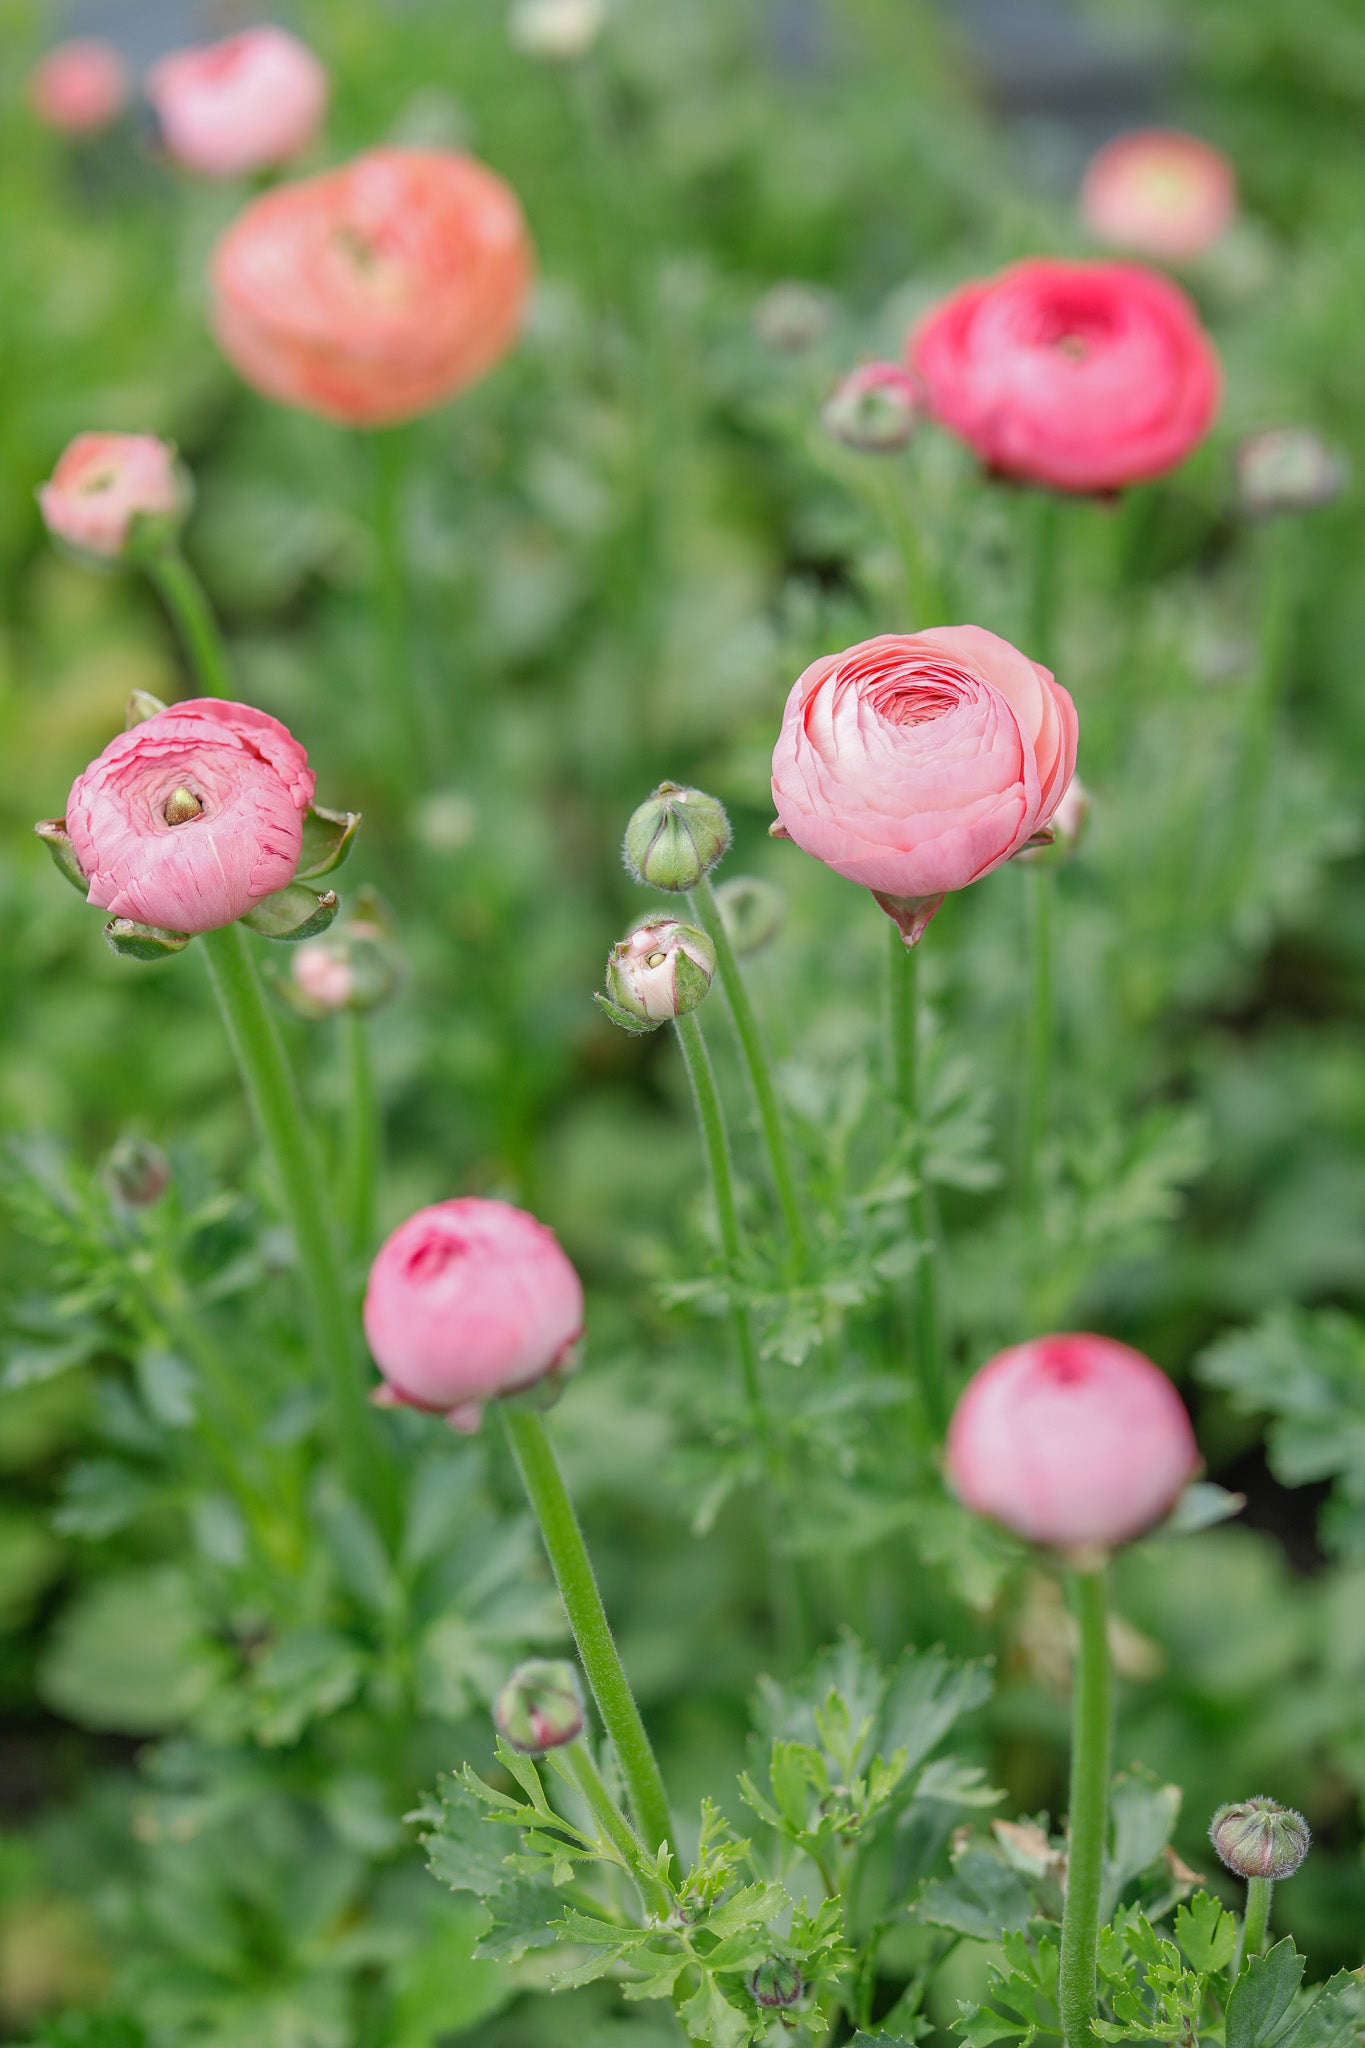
[945,1333,1200,1550]
[363,1199,584,1429]
[29,39,129,134]
[147,26,328,180]
[822,360,921,453]
[909,258,1220,494]
[38,433,183,562]
[210,147,534,426]
[1081,130,1235,264]
[65,699,314,935]
[770,625,1078,942]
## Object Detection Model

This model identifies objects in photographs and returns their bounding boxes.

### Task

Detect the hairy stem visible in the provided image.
[146,546,235,699]
[561,1739,671,1916]
[1059,1565,1113,2048]
[1237,1875,1274,1971]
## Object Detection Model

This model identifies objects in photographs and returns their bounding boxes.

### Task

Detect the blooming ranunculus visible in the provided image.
[29,39,129,134]
[209,147,534,426]
[64,699,315,935]
[770,625,1078,942]
[37,433,184,562]
[945,1333,1200,1550]
[1081,130,1235,265]
[363,1198,584,1429]
[147,26,328,180]
[909,258,1220,494]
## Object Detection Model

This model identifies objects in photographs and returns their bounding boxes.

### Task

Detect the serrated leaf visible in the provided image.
[915,1848,1033,1938]
[1226,1939,1306,2048]
[423,1775,518,1895]
[1175,1891,1237,1975]
[472,1876,563,1962]
[1273,1971,1365,2048]
[698,1881,789,1940]
[681,1972,752,2048]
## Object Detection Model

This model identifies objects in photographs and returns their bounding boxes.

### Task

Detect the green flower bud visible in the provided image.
[1209,1798,1311,1881]
[754,281,836,353]
[748,1957,804,2010]
[595,917,716,1034]
[714,874,785,956]
[493,1658,584,1753]
[105,1136,171,1209]
[279,889,403,1018]
[622,782,731,893]
[1236,428,1347,520]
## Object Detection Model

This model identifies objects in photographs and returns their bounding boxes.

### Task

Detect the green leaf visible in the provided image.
[1273,1970,1365,2048]
[296,804,362,879]
[472,1875,563,1962]
[1175,1891,1237,1975]
[37,1567,225,1733]
[915,1847,1034,1938]
[248,1628,366,1746]
[423,1775,519,1896]
[882,1645,993,1773]
[1226,1939,1306,2048]
[681,1971,752,2047]
[1107,1773,1181,1901]
[103,917,191,961]
[33,819,88,892]
[240,883,339,942]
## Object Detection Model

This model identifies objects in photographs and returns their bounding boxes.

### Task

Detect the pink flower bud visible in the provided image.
[1209,1798,1310,1882]
[29,39,129,135]
[822,361,921,453]
[363,1198,584,1429]
[596,917,716,1033]
[147,27,328,181]
[210,147,534,427]
[1081,130,1236,265]
[38,434,185,564]
[61,698,315,936]
[494,1659,585,1752]
[945,1333,1200,1551]
[1016,775,1091,866]
[291,942,356,1012]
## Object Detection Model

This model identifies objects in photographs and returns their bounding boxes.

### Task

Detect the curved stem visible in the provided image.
[500,1406,676,1861]
[689,873,809,1274]
[1237,1876,1274,1971]
[886,922,945,1434]
[561,1739,671,1916]
[1059,1565,1113,2048]
[146,547,235,699]
[1021,862,1054,1223]
[341,1009,380,1263]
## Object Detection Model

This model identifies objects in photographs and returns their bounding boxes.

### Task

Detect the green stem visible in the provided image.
[561,1739,671,1916]
[146,547,235,699]
[1237,1876,1274,1971]
[340,1009,379,1262]
[372,426,426,785]
[1232,523,1298,871]
[500,1406,675,1860]
[1021,861,1053,1221]
[886,922,945,1434]
[689,873,809,1274]
[879,463,939,629]
[200,923,388,1523]
[1059,1565,1113,2048]
[1028,491,1062,671]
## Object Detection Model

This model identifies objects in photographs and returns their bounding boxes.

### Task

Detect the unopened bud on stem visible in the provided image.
[622,782,730,893]
[714,874,785,956]
[1236,427,1347,520]
[748,1957,804,2010]
[493,1658,584,1753]
[105,1136,171,1209]
[821,360,921,453]
[1210,1798,1310,1881]
[595,917,716,1034]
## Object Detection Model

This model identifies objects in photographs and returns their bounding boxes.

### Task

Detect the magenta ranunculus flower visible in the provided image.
[64,699,315,935]
[147,26,328,180]
[29,39,130,134]
[945,1333,1200,1551]
[38,434,184,563]
[770,625,1078,942]
[1081,130,1236,265]
[909,258,1220,494]
[363,1198,585,1430]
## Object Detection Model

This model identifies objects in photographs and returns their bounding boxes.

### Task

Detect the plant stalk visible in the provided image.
[1021,861,1054,1222]
[1237,1875,1274,1971]
[561,1739,671,1916]
[1059,1564,1113,2048]
[146,546,235,699]
[341,1008,380,1262]
[886,921,945,1433]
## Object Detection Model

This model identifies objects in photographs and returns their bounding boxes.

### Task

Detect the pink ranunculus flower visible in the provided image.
[363,1198,585,1430]
[908,258,1220,494]
[38,433,184,562]
[209,147,534,427]
[945,1333,1200,1551]
[770,625,1078,942]
[147,26,328,181]
[1081,130,1236,265]
[65,699,315,935]
[29,39,130,134]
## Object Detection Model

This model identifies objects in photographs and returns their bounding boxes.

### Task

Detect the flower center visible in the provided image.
[645,950,667,967]
[879,680,960,727]
[406,1237,465,1282]
[162,785,204,826]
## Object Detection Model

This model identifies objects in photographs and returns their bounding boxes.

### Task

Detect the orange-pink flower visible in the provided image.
[29,39,129,134]
[38,433,184,561]
[147,26,328,180]
[1081,129,1235,264]
[209,147,534,427]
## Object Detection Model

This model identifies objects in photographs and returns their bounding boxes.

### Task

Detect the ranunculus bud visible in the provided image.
[945,1334,1200,1552]
[38,435,186,564]
[1210,1799,1311,1882]
[509,0,606,60]
[754,281,836,353]
[822,361,921,453]
[748,1958,804,2010]
[105,1136,171,1209]
[147,27,328,181]
[595,918,716,1034]
[621,783,731,893]
[494,1658,585,1752]
[282,890,402,1018]
[1080,130,1236,264]
[29,39,129,134]
[1016,776,1091,867]
[714,875,785,957]
[363,1197,584,1431]
[1236,428,1348,520]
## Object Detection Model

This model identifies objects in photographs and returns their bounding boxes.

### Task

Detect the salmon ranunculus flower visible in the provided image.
[770,625,1078,942]
[38,433,185,562]
[909,257,1220,495]
[147,26,328,180]
[65,699,315,935]
[1081,130,1236,265]
[209,147,534,426]
[363,1199,584,1430]
[29,39,129,134]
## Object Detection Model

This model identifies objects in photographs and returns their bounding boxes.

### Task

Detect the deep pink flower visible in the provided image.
[148,26,327,180]
[945,1333,1200,1550]
[1081,130,1235,264]
[909,258,1220,493]
[363,1199,584,1429]
[29,39,129,134]
[65,699,314,935]
[38,434,183,561]
[770,625,1078,942]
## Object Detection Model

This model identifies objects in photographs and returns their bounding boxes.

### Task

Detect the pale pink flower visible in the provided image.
[770,625,1078,942]
[147,27,328,180]
[821,361,921,452]
[29,39,129,134]
[1081,130,1236,264]
[363,1199,584,1429]
[65,699,314,935]
[38,434,183,562]
[945,1333,1200,1550]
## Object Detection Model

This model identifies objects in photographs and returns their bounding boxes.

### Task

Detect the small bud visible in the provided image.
[509,0,605,60]
[105,1136,171,1209]
[38,434,189,565]
[754,281,836,353]
[162,785,204,826]
[1209,1798,1311,1881]
[622,782,731,893]
[595,917,716,1034]
[821,360,921,453]
[1017,777,1091,866]
[282,891,403,1018]
[714,874,785,956]
[748,1957,804,2010]
[494,1658,585,1753]
[1236,427,1348,520]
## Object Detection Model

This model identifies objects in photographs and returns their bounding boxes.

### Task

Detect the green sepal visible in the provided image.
[672,948,714,1015]
[592,992,659,1036]
[241,885,340,943]
[296,804,362,880]
[125,689,168,728]
[104,918,192,961]
[34,819,88,894]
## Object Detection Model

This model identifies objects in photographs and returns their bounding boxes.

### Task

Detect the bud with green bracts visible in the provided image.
[494,1658,585,1753]
[748,1957,804,2010]
[1210,1797,1311,1881]
[595,917,716,1034]
[622,782,731,893]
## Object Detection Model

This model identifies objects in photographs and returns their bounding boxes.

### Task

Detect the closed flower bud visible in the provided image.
[1016,776,1091,866]
[1210,1799,1310,1882]
[494,1658,585,1752]
[748,1958,804,2010]
[282,890,402,1018]
[595,918,716,1034]
[509,0,605,60]
[715,875,785,956]
[622,782,731,892]
[105,1136,171,1209]
[38,435,187,565]
[29,39,129,135]
[1236,427,1348,520]
[754,281,836,353]
[822,361,921,453]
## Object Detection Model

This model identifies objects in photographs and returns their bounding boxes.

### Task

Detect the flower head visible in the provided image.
[494,1659,585,1752]
[596,917,717,1033]
[1209,1799,1310,1882]
[148,27,328,180]
[1081,130,1236,264]
[38,434,185,564]
[822,360,921,453]
[29,39,129,134]
[622,783,731,893]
